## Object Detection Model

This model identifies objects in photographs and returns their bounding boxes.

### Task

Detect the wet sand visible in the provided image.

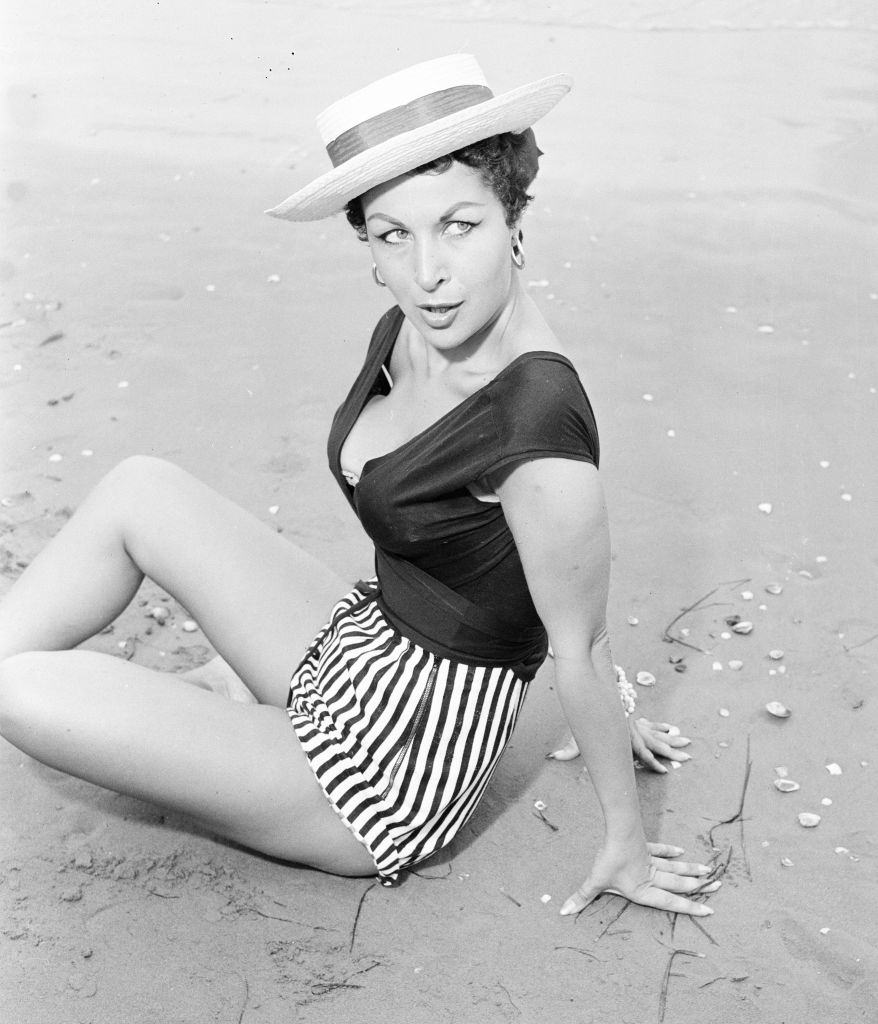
[2,2,877,1021]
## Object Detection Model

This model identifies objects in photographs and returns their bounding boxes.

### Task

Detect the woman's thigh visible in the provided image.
[0,650,375,875]
[106,456,351,705]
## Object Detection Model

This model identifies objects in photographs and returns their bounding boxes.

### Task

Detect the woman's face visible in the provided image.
[361,162,516,354]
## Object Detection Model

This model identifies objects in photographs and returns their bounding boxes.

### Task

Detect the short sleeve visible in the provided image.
[487,355,599,474]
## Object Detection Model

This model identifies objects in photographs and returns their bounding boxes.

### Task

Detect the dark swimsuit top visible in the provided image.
[327,306,600,681]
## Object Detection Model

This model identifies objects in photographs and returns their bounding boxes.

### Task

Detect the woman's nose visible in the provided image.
[412,240,448,292]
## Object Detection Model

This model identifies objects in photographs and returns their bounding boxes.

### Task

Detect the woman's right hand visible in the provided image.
[560,840,720,918]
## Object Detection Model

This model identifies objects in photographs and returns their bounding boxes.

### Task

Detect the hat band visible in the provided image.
[326,84,494,168]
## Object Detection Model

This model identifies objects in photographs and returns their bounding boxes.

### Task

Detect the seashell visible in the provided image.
[765,701,791,718]
[773,779,800,792]
[547,737,580,761]
[764,583,784,595]
[834,847,849,855]
[780,857,794,868]
[540,894,552,904]
[635,671,656,687]
[627,615,639,625]
[758,502,773,514]
[732,621,754,635]
[182,619,199,633]
[797,812,821,828]
[728,660,744,671]
[768,649,784,660]
[741,590,754,600]
[533,800,546,811]
[819,927,830,935]
[673,662,687,673]
[825,763,842,775]
[719,708,730,718]
[712,661,723,671]
[821,798,832,806]
[720,631,732,640]
[149,606,170,624]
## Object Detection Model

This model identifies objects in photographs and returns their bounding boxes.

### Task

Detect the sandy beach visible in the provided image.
[2,2,877,1021]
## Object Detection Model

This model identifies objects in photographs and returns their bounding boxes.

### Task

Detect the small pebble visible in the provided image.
[149,606,170,624]
[777,665,786,674]
[815,555,827,563]
[642,393,654,402]
[728,660,744,671]
[821,798,832,806]
[741,590,754,600]
[768,649,784,660]
[797,812,821,828]
[758,502,773,514]
[266,274,281,283]
[182,620,199,633]
[533,800,546,811]
[720,631,732,640]
[825,763,842,775]
[819,460,830,468]
[81,449,94,457]
[841,493,852,502]
[719,708,730,718]
[635,671,656,687]
[206,284,216,292]
[712,661,723,671]
[732,621,754,635]
[765,583,783,595]
[268,505,280,515]
[48,453,63,463]
[819,927,830,935]
[834,847,849,855]
[757,324,775,333]
[780,857,794,868]
[725,305,738,313]
[627,615,639,626]
[540,894,552,904]
[775,766,788,778]
[718,741,729,748]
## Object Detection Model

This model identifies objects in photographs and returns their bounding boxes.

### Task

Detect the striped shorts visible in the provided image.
[286,580,530,883]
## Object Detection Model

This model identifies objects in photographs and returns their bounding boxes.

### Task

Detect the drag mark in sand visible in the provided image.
[662,578,751,654]
[657,948,706,1024]
[349,880,377,954]
[707,734,754,878]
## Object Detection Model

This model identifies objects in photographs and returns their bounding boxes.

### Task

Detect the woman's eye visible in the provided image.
[379,228,408,244]
[445,220,476,237]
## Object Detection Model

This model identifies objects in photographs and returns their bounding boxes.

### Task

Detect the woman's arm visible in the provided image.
[492,457,717,917]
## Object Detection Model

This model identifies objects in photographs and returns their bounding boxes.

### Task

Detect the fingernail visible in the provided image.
[659,765,669,774]
[673,846,685,855]
[678,737,691,746]
[703,907,714,916]
[560,901,575,916]
[698,865,710,874]
[678,753,692,761]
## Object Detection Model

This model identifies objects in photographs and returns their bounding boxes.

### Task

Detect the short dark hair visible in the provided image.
[344,129,541,241]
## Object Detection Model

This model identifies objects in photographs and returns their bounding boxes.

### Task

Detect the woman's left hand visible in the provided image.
[547,718,692,772]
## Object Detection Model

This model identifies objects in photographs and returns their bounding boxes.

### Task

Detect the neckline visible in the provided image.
[340,307,576,487]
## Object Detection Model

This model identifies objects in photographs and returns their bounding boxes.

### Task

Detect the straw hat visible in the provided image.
[265,54,571,222]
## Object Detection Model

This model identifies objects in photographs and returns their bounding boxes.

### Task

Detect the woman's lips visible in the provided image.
[417,301,462,327]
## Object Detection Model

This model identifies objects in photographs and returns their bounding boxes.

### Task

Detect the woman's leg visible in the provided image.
[0,455,349,705]
[0,649,375,875]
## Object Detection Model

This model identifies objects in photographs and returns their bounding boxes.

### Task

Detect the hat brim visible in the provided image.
[265,73,572,222]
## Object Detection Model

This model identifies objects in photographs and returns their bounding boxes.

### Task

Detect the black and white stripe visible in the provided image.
[287,582,529,881]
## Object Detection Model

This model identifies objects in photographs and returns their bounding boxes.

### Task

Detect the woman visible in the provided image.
[0,55,716,917]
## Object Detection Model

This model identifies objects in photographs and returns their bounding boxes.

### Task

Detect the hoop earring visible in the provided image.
[371,263,386,287]
[511,231,525,270]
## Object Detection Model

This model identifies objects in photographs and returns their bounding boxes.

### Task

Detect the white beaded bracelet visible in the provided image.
[615,664,636,716]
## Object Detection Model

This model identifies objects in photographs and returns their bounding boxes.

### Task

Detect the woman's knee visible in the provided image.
[98,455,188,506]
[0,651,59,744]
